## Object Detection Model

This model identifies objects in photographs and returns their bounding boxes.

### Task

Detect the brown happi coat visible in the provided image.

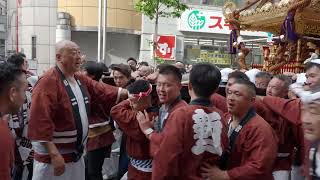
[152,101,227,180]
[28,68,119,163]
[224,113,278,180]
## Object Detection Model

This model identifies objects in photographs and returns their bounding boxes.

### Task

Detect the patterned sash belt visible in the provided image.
[129,157,152,172]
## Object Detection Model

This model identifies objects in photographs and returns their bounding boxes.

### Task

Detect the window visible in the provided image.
[0,23,4,32]
[32,36,37,59]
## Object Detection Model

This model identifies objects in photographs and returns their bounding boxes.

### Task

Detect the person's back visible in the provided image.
[157,103,226,179]
[151,63,225,180]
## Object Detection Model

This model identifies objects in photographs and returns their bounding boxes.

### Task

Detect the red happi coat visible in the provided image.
[0,116,15,180]
[152,103,227,180]
[260,99,303,171]
[210,93,228,113]
[224,113,278,180]
[110,100,158,180]
[28,68,119,163]
[86,101,115,152]
[262,97,309,175]
[149,100,188,157]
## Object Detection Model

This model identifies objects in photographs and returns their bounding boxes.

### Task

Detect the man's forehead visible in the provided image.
[113,70,125,77]
[256,77,269,81]
[157,74,179,83]
[229,83,248,91]
[307,66,320,75]
[64,43,80,50]
[271,78,285,84]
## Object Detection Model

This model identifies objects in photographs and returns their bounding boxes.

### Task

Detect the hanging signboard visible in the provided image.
[179,9,268,37]
[156,35,176,60]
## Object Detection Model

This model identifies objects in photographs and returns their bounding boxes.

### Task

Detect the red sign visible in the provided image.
[156,35,176,60]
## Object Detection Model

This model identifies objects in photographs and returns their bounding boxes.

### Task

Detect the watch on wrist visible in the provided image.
[144,128,154,136]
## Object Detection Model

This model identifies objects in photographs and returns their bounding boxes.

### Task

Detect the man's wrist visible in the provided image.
[144,128,154,135]
[222,170,230,180]
[144,128,154,139]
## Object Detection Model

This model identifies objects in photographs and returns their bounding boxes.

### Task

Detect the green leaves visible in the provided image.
[135,0,188,20]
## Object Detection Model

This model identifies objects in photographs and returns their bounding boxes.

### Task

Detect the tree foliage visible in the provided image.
[135,0,188,20]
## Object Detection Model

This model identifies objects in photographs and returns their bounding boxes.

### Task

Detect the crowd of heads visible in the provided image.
[3,40,320,117]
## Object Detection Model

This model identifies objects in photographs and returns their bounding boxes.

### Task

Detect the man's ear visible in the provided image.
[56,53,62,63]
[8,86,17,102]
[188,82,193,91]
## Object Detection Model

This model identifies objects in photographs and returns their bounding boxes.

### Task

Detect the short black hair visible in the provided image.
[127,57,137,64]
[139,61,149,66]
[127,80,150,94]
[233,78,256,97]
[255,71,272,80]
[98,62,109,76]
[0,62,24,95]
[83,61,103,81]
[273,74,292,88]
[18,53,26,58]
[305,62,320,71]
[111,64,132,78]
[228,71,249,81]
[158,64,182,82]
[190,63,221,98]
[7,53,26,68]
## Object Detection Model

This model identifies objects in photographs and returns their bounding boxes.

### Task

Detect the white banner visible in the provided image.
[179,9,268,37]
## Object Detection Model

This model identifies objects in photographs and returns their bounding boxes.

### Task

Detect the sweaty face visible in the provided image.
[227,84,254,115]
[156,74,181,105]
[8,74,28,114]
[255,77,270,89]
[57,43,82,73]
[306,66,320,91]
[113,70,129,88]
[302,104,320,142]
[266,78,287,98]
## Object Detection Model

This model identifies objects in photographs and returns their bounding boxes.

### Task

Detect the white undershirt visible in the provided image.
[316,152,320,176]
[69,81,89,144]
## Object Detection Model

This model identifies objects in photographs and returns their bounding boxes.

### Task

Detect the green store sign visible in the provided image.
[187,10,206,30]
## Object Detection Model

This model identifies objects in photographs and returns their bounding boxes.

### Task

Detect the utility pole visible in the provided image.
[102,0,107,64]
[97,0,102,62]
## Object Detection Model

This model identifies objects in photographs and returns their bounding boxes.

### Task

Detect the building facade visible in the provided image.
[58,0,142,65]
[0,0,6,62]
[7,0,57,75]
[140,1,268,68]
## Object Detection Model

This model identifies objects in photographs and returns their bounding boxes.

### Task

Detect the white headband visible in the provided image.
[309,59,320,64]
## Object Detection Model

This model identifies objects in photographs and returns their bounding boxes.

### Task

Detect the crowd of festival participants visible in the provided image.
[1,40,320,180]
